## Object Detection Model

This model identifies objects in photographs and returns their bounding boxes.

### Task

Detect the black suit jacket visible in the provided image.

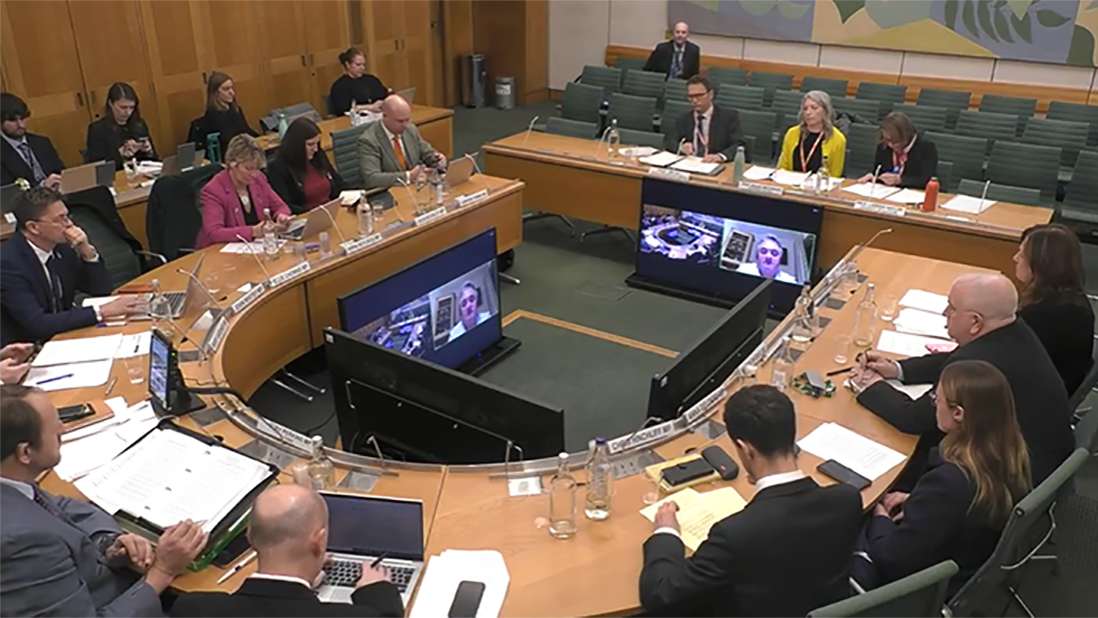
[857,320,1074,484]
[84,116,160,171]
[639,477,862,617]
[871,134,938,189]
[643,41,701,79]
[266,151,346,215]
[170,577,404,618]
[1,133,65,186]
[1019,297,1095,396]
[0,233,113,346]
[668,103,748,161]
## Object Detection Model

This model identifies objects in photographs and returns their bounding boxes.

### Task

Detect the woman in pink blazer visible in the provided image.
[196,134,292,249]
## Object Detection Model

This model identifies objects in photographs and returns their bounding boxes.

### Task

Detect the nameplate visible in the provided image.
[341,233,382,256]
[268,261,312,287]
[608,420,679,454]
[853,201,907,217]
[414,207,448,226]
[647,167,690,182]
[256,417,313,453]
[738,181,783,196]
[229,284,265,315]
[455,189,489,207]
[682,386,727,426]
[203,315,229,354]
[3,212,14,224]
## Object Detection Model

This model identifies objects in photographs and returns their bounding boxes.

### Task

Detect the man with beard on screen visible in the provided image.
[736,235,797,283]
[448,283,491,341]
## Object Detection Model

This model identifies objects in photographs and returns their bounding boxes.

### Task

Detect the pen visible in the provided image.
[216,550,257,585]
[104,376,117,396]
[34,373,73,386]
[826,367,853,377]
[370,552,389,568]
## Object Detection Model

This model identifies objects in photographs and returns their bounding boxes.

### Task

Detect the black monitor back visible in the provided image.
[324,327,565,464]
[647,279,772,420]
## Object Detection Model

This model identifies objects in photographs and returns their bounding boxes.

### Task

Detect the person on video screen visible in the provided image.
[448,282,491,341]
[737,235,798,283]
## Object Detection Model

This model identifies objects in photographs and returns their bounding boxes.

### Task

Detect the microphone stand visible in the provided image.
[521,115,539,149]
[235,233,274,286]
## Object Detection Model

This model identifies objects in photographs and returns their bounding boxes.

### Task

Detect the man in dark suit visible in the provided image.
[643,21,701,80]
[171,483,403,617]
[1,93,64,189]
[0,186,141,346]
[0,384,207,616]
[639,385,863,617]
[851,273,1074,484]
[667,75,747,162]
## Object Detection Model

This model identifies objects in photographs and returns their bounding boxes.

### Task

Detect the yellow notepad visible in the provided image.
[640,486,748,551]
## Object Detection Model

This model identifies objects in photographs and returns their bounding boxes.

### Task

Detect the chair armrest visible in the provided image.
[135,250,167,265]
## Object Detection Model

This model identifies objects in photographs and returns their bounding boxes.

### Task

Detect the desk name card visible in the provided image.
[268,261,312,287]
[341,233,382,256]
[608,419,679,454]
[3,213,15,224]
[738,181,783,196]
[454,190,489,207]
[203,315,229,354]
[647,167,690,183]
[230,284,265,315]
[682,386,727,426]
[854,201,907,217]
[414,207,448,226]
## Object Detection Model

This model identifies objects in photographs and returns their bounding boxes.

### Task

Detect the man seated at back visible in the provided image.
[171,484,403,617]
[643,21,700,80]
[0,93,64,189]
[0,384,207,617]
[638,385,863,616]
[357,94,446,191]
[0,186,140,346]
[667,75,747,163]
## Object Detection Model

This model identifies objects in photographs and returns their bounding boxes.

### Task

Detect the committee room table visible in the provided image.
[34,235,993,615]
[483,132,1052,279]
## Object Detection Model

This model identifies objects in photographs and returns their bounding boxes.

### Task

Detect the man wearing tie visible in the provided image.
[643,22,701,80]
[357,94,446,191]
[0,187,140,346]
[669,75,747,163]
[0,93,64,190]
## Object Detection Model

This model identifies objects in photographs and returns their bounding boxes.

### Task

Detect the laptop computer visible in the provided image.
[396,87,417,105]
[161,155,181,176]
[1,183,22,213]
[134,254,205,320]
[94,161,115,188]
[60,163,98,194]
[280,198,341,241]
[177,142,197,171]
[445,156,475,188]
[317,493,425,606]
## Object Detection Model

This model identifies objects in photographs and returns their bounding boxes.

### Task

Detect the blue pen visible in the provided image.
[35,373,73,386]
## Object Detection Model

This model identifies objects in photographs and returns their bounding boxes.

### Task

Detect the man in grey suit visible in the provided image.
[0,384,208,617]
[357,94,447,190]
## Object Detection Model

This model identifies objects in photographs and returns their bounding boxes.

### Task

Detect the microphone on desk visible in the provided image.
[620,416,665,448]
[521,116,539,149]
[978,180,990,214]
[177,267,225,313]
[234,233,274,286]
[316,201,349,246]
[676,138,687,156]
[463,152,493,197]
[870,164,881,193]
[393,177,419,221]
[591,125,612,160]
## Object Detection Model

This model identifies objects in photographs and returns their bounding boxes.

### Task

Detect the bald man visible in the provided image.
[357,94,445,191]
[171,485,402,617]
[850,273,1073,484]
[643,22,700,80]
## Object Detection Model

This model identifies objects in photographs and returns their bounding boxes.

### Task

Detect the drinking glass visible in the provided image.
[879,295,898,322]
[125,356,145,384]
[833,334,853,364]
[203,269,221,296]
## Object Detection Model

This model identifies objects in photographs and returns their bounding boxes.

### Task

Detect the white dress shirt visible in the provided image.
[28,238,103,321]
[653,469,807,539]
[0,475,34,500]
[247,572,315,590]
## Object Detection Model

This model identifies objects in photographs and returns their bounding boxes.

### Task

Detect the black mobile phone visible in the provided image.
[448,580,486,618]
[58,403,95,424]
[817,459,871,490]
[661,458,715,487]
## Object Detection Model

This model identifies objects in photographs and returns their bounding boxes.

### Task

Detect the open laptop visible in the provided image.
[134,254,205,320]
[280,198,342,241]
[445,156,475,188]
[161,155,181,176]
[396,87,417,105]
[317,493,425,606]
[60,163,98,194]
[177,142,197,171]
[94,161,115,188]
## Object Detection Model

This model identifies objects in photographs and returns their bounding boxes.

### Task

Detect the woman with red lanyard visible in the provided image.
[858,111,939,189]
[777,90,847,177]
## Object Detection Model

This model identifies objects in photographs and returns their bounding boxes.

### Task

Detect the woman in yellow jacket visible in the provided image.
[777,90,846,177]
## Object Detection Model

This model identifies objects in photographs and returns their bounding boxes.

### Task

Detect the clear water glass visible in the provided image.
[833,334,853,364]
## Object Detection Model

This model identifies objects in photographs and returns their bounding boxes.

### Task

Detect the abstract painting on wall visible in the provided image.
[670,0,1098,67]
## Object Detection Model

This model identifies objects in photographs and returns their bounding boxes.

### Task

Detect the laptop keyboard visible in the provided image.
[163,291,186,315]
[323,559,415,592]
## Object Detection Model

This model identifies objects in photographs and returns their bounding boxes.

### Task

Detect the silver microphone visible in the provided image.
[521,116,539,149]
[234,233,274,284]
[316,202,348,245]
[464,153,492,196]
[676,138,687,156]
[592,125,612,159]
[393,177,419,221]
[176,267,225,313]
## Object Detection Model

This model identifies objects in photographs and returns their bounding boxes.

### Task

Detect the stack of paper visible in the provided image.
[842,183,900,200]
[76,426,272,534]
[797,422,906,481]
[639,151,683,167]
[115,332,152,359]
[410,550,510,618]
[742,165,776,181]
[892,308,949,340]
[619,146,658,158]
[941,194,996,214]
[876,329,950,358]
[885,189,926,204]
[339,190,364,205]
[219,240,287,254]
[671,157,721,175]
[639,486,747,551]
[25,334,124,391]
[771,169,808,186]
[55,399,159,481]
[899,289,949,314]
[33,335,122,366]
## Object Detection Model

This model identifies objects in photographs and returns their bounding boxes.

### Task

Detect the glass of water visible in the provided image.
[125,356,145,384]
[879,295,898,322]
[833,334,853,364]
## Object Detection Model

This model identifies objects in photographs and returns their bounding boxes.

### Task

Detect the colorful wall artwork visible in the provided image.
[670,0,1098,67]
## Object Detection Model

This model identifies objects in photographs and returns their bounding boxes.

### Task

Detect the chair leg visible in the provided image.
[499,272,521,285]
[523,211,576,236]
[579,225,636,244]
[272,378,315,402]
[279,369,326,395]
[1008,587,1035,618]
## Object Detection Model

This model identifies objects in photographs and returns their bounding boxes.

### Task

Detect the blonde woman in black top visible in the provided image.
[188,72,258,154]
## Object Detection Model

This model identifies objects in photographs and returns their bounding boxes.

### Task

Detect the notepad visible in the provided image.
[797,422,906,481]
[640,486,747,551]
[742,165,776,181]
[941,194,996,214]
[410,550,510,618]
[899,289,949,314]
[885,189,926,204]
[876,329,948,358]
[842,183,901,199]
[639,151,683,167]
[671,157,721,175]
[892,308,949,340]
[770,169,808,186]
[33,334,123,367]
[25,359,113,392]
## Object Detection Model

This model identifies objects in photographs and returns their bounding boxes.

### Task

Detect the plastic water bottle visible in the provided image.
[434,170,446,207]
[548,453,577,539]
[307,435,335,490]
[262,208,279,261]
[585,438,613,520]
[147,278,171,325]
[853,283,878,349]
[790,285,817,344]
[277,111,288,141]
[319,231,331,258]
[771,338,794,392]
[816,155,831,193]
[732,145,746,184]
[357,201,374,237]
[206,133,221,164]
[606,119,622,163]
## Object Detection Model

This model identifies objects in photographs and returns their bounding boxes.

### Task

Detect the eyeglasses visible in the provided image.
[758,247,782,257]
[929,390,958,407]
[33,213,71,226]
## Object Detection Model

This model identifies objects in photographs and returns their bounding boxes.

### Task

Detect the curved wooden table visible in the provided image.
[37,177,988,615]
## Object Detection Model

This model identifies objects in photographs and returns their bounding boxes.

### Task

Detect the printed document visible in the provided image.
[797,422,906,481]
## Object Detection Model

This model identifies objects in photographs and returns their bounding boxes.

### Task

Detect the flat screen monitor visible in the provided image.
[634,178,823,313]
[648,279,772,420]
[148,328,172,413]
[324,327,565,464]
[338,228,501,370]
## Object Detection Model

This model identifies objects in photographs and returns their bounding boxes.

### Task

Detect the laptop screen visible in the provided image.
[323,493,424,561]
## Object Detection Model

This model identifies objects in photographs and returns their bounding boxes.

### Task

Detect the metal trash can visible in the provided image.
[462,54,487,108]
[495,76,516,110]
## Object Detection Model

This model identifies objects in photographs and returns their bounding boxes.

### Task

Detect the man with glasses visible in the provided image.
[849,273,1073,485]
[0,93,64,189]
[643,21,700,80]
[1,187,140,345]
[667,76,746,164]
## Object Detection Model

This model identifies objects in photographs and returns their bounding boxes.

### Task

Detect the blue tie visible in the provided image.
[671,48,683,79]
[17,141,45,184]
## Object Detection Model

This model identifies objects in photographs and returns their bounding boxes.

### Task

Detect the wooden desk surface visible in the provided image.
[255,105,455,154]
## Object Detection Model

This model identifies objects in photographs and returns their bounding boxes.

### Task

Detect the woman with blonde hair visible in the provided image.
[196,134,291,248]
[187,71,258,154]
[777,90,846,177]
[853,359,1031,593]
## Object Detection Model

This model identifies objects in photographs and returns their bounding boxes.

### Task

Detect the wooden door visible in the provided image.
[401,0,434,105]
[194,1,267,130]
[255,1,311,113]
[68,0,163,154]
[0,0,91,167]
[138,0,208,149]
[304,0,351,116]
[363,0,405,92]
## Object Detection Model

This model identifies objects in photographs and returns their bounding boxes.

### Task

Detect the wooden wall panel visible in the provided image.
[443,0,474,107]
[138,0,207,149]
[256,1,311,113]
[524,0,548,103]
[199,1,266,124]
[304,0,351,115]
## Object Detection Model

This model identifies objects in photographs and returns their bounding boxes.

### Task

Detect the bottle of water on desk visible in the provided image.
[357,200,374,237]
[277,111,288,141]
[606,119,621,163]
[815,156,831,193]
[308,435,335,490]
[790,285,817,344]
[771,338,794,392]
[148,278,171,326]
[585,438,613,521]
[548,452,577,539]
[853,283,878,349]
[732,146,746,184]
[262,208,279,261]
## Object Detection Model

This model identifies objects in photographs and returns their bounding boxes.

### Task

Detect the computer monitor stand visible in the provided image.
[457,335,521,376]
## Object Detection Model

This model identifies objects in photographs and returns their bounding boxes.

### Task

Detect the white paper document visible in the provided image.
[619,146,658,158]
[339,190,364,206]
[877,329,948,358]
[742,165,776,181]
[941,194,996,214]
[899,289,949,314]
[884,189,926,204]
[114,332,151,359]
[892,308,949,340]
[33,334,123,367]
[842,183,901,200]
[639,151,683,167]
[55,401,158,480]
[220,240,285,254]
[410,550,510,618]
[797,422,906,481]
[770,169,808,186]
[671,157,721,175]
[25,359,113,392]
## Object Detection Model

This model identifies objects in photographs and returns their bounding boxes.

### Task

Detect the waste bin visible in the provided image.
[462,54,487,108]
[495,76,515,110]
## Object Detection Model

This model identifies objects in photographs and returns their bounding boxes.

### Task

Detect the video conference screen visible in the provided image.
[635,179,823,313]
[338,229,502,369]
